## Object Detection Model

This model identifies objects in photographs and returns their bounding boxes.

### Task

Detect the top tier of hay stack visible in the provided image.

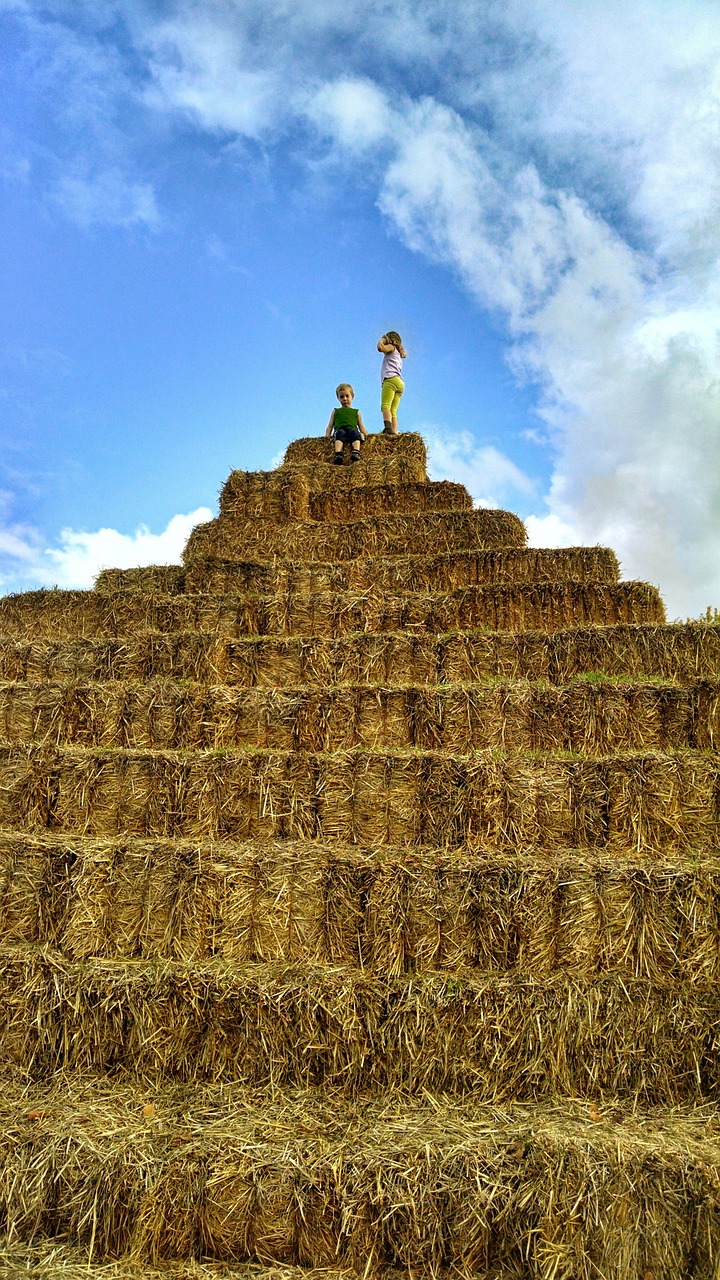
[2,432,720,1280]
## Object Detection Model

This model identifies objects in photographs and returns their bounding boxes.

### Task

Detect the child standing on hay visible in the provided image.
[325,383,368,464]
[377,330,407,434]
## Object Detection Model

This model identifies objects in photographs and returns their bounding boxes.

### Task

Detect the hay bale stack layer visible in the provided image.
[2,621,719,688]
[0,581,662,642]
[184,544,621,596]
[3,944,720,1100]
[96,546,622,599]
[1,430,720,1275]
[1,1080,720,1278]
[0,742,716,851]
[1,676,718,752]
[5,831,720,980]
[183,507,527,563]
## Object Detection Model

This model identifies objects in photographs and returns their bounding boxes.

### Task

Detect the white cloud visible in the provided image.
[423,424,535,509]
[143,12,281,137]
[306,78,389,151]
[42,507,213,588]
[0,507,213,594]
[52,167,160,229]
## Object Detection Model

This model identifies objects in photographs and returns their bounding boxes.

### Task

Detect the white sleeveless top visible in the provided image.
[381,348,403,380]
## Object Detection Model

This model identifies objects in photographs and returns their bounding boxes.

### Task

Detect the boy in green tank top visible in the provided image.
[325,383,368,464]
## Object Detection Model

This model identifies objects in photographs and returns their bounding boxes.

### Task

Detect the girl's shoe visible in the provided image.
[382,424,394,434]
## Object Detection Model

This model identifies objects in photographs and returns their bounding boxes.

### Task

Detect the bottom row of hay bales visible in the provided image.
[2,1079,720,1278]
[2,947,720,1100]
[4,834,720,981]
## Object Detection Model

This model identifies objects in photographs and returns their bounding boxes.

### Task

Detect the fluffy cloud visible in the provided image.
[42,507,213,588]
[423,425,535,510]
[0,508,212,593]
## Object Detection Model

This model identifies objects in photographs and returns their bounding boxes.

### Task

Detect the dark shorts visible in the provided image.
[334,428,362,444]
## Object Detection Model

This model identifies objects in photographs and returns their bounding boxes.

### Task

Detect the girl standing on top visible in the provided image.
[377,331,407,434]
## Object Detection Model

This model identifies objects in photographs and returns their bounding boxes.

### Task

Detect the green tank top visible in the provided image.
[333,407,360,431]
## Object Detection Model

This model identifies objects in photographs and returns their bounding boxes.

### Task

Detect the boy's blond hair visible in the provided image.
[336,383,354,398]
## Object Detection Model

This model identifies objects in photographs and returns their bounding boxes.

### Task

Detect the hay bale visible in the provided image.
[182,508,527,565]
[3,948,720,1099]
[281,431,428,471]
[94,567,186,595]
[185,544,621,598]
[0,744,718,850]
[2,1078,720,1274]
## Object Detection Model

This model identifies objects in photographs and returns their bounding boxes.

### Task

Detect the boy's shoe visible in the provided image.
[333,453,343,465]
[350,452,361,462]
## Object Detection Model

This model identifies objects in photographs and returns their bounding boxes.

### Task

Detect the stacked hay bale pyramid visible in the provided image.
[2,430,720,1279]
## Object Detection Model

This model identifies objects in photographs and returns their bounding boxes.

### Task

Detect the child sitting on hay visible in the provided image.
[325,383,368,464]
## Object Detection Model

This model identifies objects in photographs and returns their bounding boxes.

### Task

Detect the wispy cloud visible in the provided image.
[52,166,160,228]
[424,424,535,510]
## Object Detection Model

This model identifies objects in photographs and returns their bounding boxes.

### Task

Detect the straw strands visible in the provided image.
[0,677,718,753]
[0,1240,355,1280]
[0,581,664,642]
[4,833,720,981]
[183,545,621,597]
[95,567,186,595]
[2,945,720,1099]
[182,508,527,564]
[0,743,716,850]
[218,476,467,523]
[1,1080,720,1276]
[1,623,719,689]
[95,547,622,602]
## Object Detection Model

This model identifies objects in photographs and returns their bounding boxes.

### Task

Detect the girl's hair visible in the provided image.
[336,382,354,398]
[384,331,407,358]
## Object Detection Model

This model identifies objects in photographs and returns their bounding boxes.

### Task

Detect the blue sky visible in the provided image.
[2,0,720,616]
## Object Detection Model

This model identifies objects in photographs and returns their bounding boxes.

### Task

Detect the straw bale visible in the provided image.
[281,430,428,470]
[6,832,720,982]
[307,480,471,523]
[95,567,186,595]
[3,947,720,1101]
[184,544,620,598]
[0,634,226,686]
[219,453,427,518]
[2,1078,720,1274]
[37,580,659,643]
[0,743,718,851]
[182,508,527,565]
